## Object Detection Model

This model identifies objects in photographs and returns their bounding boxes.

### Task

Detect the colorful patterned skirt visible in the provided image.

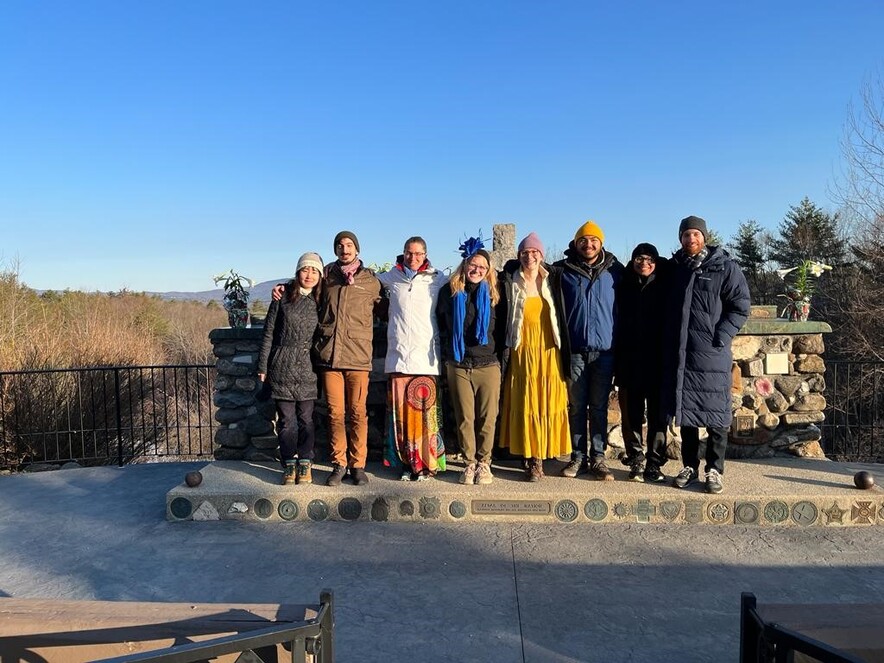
[384,374,446,475]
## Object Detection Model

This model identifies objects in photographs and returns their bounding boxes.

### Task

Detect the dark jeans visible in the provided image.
[568,350,614,461]
[680,425,728,474]
[276,399,316,464]
[618,382,667,468]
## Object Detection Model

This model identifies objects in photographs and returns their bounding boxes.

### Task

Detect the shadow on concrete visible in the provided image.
[1,462,883,663]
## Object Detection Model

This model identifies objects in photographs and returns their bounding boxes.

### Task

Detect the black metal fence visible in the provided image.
[0,364,217,471]
[822,359,884,462]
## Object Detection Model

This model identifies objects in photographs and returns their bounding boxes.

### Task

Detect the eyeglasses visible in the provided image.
[404,251,426,257]
[633,256,655,264]
[466,263,488,273]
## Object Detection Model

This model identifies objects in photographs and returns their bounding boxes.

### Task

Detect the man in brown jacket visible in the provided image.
[314,231,382,486]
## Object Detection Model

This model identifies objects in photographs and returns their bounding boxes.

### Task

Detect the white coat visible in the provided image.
[378,264,449,375]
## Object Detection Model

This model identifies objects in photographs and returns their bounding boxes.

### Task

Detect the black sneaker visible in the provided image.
[589,459,615,482]
[672,466,698,489]
[326,464,346,487]
[643,465,666,483]
[350,467,369,486]
[628,460,645,482]
[561,458,589,478]
[705,469,723,494]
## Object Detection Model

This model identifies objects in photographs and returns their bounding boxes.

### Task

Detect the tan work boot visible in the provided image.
[296,460,312,485]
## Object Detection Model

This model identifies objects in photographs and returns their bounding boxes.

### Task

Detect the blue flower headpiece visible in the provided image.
[458,235,488,260]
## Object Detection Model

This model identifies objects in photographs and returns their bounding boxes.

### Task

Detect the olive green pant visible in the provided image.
[445,363,501,463]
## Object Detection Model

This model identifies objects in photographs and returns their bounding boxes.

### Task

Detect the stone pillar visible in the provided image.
[491,223,516,271]
[209,327,277,461]
[728,307,832,459]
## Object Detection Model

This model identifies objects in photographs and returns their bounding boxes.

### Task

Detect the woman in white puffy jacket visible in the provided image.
[378,236,449,481]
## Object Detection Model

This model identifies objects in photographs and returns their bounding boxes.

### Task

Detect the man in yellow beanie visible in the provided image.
[551,220,623,480]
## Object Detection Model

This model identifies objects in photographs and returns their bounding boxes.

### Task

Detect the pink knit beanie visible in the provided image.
[517,232,545,257]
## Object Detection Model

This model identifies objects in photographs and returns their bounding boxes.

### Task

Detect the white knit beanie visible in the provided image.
[296,252,323,274]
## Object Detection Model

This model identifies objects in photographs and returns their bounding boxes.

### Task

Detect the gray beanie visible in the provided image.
[678,216,708,239]
[296,252,324,274]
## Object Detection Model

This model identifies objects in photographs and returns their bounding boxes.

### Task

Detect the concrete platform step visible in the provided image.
[166,458,884,527]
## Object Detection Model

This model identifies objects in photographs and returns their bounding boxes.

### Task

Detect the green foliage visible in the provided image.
[769,197,846,268]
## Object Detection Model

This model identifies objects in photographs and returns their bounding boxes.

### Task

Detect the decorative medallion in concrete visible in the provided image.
[707,502,730,524]
[635,499,654,523]
[307,499,329,522]
[734,502,760,525]
[169,497,192,520]
[612,502,631,520]
[822,502,846,525]
[399,500,415,517]
[371,498,390,521]
[419,496,441,520]
[555,499,579,522]
[338,498,362,521]
[791,501,818,526]
[254,498,273,519]
[449,500,467,519]
[684,501,704,524]
[659,501,681,522]
[584,499,608,522]
[277,500,299,521]
[229,502,248,515]
[192,501,220,521]
[764,500,789,524]
[851,501,876,525]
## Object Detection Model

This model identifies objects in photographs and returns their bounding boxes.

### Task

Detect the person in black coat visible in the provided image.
[614,243,670,483]
[258,252,323,486]
[664,217,750,495]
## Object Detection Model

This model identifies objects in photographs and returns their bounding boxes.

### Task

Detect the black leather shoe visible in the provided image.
[326,464,346,487]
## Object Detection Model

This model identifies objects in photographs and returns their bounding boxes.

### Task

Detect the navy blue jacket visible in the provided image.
[664,247,751,428]
[552,248,623,355]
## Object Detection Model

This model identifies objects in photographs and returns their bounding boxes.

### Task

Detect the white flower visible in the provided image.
[776,267,797,280]
[807,261,832,277]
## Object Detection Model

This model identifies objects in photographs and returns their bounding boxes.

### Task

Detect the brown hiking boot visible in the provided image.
[281,463,297,486]
[326,464,346,487]
[527,458,543,482]
[590,459,615,481]
[296,460,312,485]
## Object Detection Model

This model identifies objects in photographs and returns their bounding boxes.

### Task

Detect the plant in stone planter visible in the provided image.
[213,269,255,328]
[776,260,832,322]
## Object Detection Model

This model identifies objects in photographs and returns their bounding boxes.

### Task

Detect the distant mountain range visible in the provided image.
[148,278,287,304]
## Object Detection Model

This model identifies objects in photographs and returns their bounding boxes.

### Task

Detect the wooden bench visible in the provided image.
[0,591,334,662]
[740,592,884,662]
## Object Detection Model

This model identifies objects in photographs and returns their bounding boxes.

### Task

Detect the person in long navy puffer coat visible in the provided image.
[665,216,750,495]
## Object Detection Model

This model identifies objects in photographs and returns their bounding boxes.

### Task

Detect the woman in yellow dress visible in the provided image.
[499,233,571,481]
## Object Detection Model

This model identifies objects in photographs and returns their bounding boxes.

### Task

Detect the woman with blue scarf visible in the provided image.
[436,238,506,485]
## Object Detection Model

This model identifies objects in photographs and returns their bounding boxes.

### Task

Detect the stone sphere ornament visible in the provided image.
[185,471,203,488]
[853,471,875,490]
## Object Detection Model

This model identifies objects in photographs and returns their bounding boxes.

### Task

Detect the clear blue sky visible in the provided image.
[2,1,882,292]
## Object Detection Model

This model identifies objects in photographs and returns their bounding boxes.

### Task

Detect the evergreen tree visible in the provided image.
[729,220,780,304]
[769,197,846,268]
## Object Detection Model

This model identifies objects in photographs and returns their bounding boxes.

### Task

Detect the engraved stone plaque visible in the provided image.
[399,500,415,517]
[851,501,876,525]
[635,500,655,523]
[471,500,552,516]
[684,501,704,524]
[707,502,730,524]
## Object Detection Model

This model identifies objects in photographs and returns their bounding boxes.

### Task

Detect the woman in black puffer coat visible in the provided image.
[258,252,323,486]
